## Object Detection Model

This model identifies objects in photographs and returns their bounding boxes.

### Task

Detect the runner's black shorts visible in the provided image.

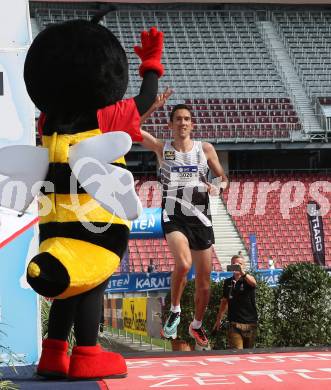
[161,215,215,251]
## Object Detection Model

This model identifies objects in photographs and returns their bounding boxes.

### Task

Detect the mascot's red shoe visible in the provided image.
[37,338,70,379]
[68,345,127,380]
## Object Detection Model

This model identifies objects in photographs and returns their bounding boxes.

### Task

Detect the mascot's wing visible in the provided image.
[69,132,143,221]
[0,145,49,212]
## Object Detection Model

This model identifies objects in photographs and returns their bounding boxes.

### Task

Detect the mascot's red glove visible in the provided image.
[134,26,164,78]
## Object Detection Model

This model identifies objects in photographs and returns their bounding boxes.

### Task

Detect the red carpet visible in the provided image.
[99,351,331,389]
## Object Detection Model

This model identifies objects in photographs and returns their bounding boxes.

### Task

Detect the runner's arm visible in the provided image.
[203,142,229,190]
[140,87,173,124]
[140,129,164,158]
[213,298,228,331]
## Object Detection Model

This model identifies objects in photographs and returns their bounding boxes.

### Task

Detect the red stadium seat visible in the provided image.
[225,173,331,267]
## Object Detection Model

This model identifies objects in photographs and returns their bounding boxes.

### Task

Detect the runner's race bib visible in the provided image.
[170,165,199,185]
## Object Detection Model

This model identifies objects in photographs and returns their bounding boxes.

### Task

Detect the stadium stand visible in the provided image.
[104,10,288,98]
[222,173,331,268]
[108,9,301,140]
[32,6,303,141]
[30,3,331,271]
[127,239,221,273]
[145,98,300,141]
[120,170,331,272]
[272,10,331,102]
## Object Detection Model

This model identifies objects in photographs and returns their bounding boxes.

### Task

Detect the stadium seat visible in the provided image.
[222,173,331,267]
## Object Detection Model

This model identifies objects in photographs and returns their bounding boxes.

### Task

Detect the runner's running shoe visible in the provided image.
[189,323,209,347]
[161,311,180,339]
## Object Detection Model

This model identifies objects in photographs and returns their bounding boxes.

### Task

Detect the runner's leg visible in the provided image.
[165,231,192,307]
[191,247,212,321]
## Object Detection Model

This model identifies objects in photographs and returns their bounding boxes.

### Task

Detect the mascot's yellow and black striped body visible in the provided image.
[23,14,163,379]
[27,128,131,299]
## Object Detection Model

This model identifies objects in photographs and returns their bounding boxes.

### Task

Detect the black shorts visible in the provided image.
[161,216,215,251]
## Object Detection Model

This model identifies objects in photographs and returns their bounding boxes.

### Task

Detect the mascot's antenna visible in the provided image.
[91,5,117,24]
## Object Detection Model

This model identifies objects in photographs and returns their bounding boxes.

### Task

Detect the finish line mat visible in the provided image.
[2,351,331,389]
[99,351,331,389]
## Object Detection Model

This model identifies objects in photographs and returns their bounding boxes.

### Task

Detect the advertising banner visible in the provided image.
[120,248,129,273]
[211,269,283,288]
[249,233,258,270]
[307,201,325,266]
[116,298,123,330]
[0,0,40,365]
[130,208,163,239]
[104,298,123,330]
[146,298,163,338]
[106,272,172,293]
[106,269,283,293]
[111,299,117,330]
[103,296,111,327]
[123,297,147,336]
[0,227,39,365]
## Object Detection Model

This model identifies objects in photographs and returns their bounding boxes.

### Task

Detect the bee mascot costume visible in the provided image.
[23,10,164,380]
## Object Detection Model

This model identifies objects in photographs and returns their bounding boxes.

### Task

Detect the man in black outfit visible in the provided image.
[213,255,258,349]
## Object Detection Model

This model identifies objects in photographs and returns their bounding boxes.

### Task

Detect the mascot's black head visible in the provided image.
[24,18,128,118]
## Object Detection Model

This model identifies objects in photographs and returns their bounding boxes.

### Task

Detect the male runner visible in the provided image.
[141,102,228,347]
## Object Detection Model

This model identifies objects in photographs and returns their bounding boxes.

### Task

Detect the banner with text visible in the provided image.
[0,0,40,365]
[123,297,148,336]
[107,272,172,293]
[130,208,163,239]
[106,269,283,293]
[307,201,325,266]
[120,248,129,273]
[146,297,163,338]
[249,233,258,270]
